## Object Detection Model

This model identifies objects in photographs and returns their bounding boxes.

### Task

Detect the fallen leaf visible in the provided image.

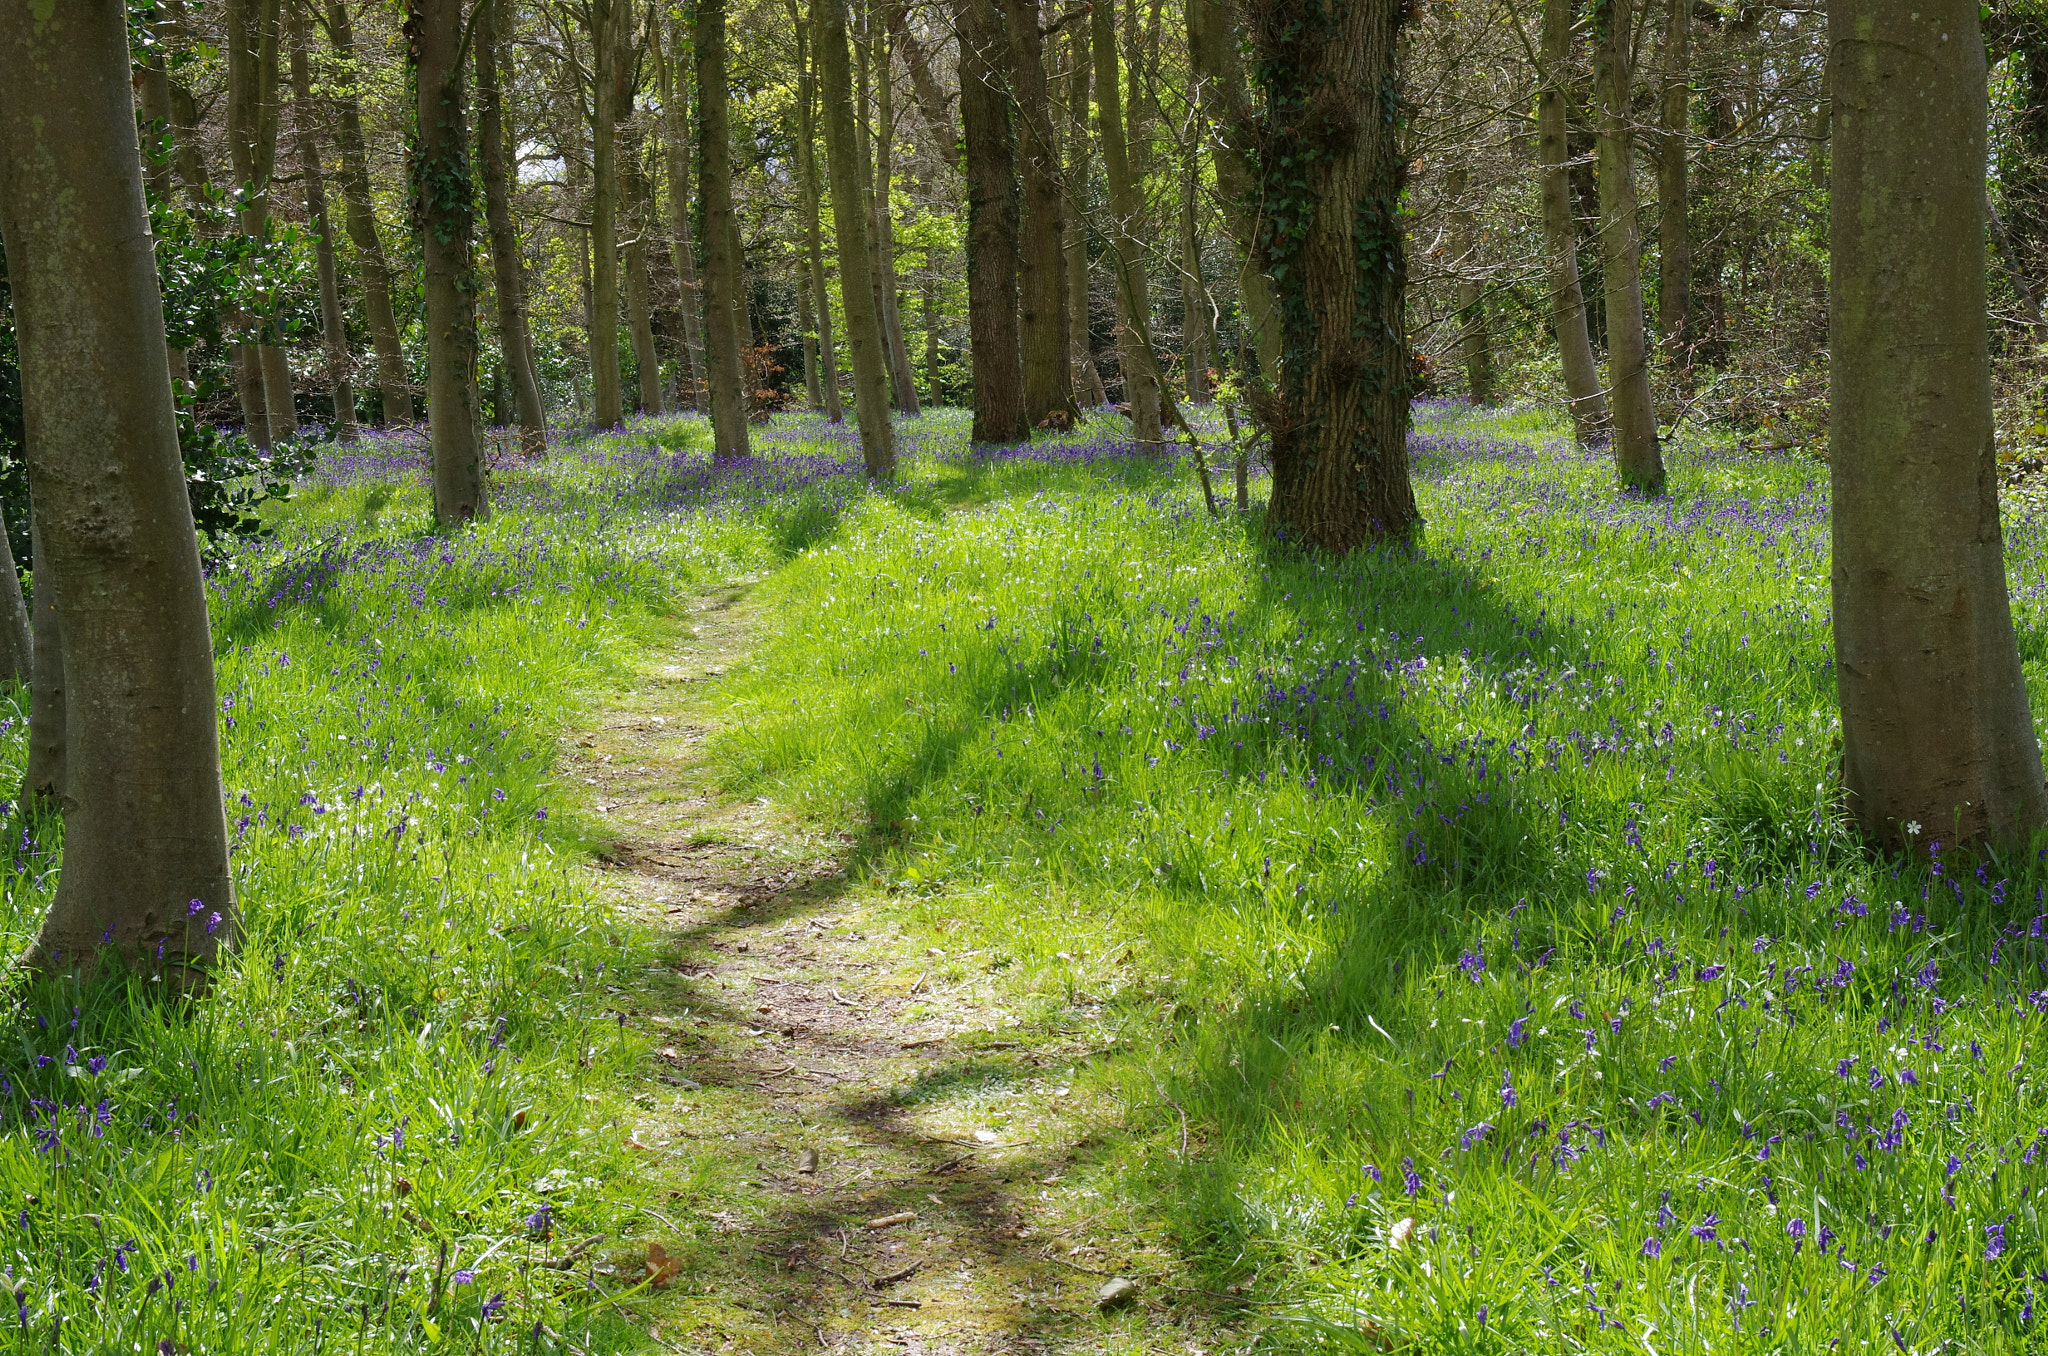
[646,1242,683,1288]
[797,1148,819,1174]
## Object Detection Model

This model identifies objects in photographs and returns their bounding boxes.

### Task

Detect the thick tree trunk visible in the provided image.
[1445,166,1495,405]
[1005,0,1077,427]
[1539,0,1608,446]
[868,31,923,415]
[1593,0,1665,494]
[818,0,899,477]
[22,517,63,809]
[1244,0,1418,549]
[1187,0,1278,378]
[1830,0,2048,850]
[589,0,627,429]
[696,0,752,460]
[1094,0,1161,449]
[955,0,1028,443]
[1658,0,1691,369]
[654,14,707,410]
[477,0,548,453]
[414,0,485,524]
[0,0,234,981]
[623,134,666,416]
[329,0,414,424]
[1063,26,1109,405]
[288,0,358,442]
[791,3,845,422]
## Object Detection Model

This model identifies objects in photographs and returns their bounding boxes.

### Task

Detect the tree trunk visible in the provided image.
[1179,141,1210,402]
[1658,0,1691,370]
[414,0,485,525]
[477,0,548,453]
[1445,166,1495,405]
[697,0,752,460]
[1187,0,1279,378]
[790,0,845,422]
[1005,0,1076,428]
[329,0,414,424]
[1243,0,1418,549]
[955,0,1028,443]
[1063,25,1108,405]
[0,0,235,981]
[623,132,665,416]
[818,0,899,477]
[22,516,62,809]
[1830,0,2048,850]
[922,265,941,401]
[800,273,824,407]
[589,0,627,429]
[1592,0,1665,494]
[868,28,923,414]
[1094,0,1161,448]
[288,0,358,442]
[654,13,707,411]
[1539,0,1608,445]
[228,0,295,446]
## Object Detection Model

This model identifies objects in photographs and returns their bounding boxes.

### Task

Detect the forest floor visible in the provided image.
[566,585,1238,1356]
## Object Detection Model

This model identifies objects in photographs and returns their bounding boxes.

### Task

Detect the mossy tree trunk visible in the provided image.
[1591,0,1665,494]
[955,0,1028,442]
[818,0,898,477]
[1538,0,1607,446]
[413,0,486,525]
[477,0,549,453]
[1445,166,1494,405]
[696,0,752,460]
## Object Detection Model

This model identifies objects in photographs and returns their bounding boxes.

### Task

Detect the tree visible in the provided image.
[1657,0,1691,370]
[786,0,844,420]
[1537,0,1608,446]
[287,0,358,442]
[589,0,628,429]
[652,10,709,410]
[0,0,235,982]
[1829,0,2048,849]
[955,0,1028,443]
[818,0,898,478]
[477,0,550,454]
[696,0,752,461]
[1093,0,1162,447]
[226,0,299,446]
[413,0,486,524]
[1591,0,1665,494]
[1005,0,1078,427]
[1243,0,1418,548]
[326,0,415,426]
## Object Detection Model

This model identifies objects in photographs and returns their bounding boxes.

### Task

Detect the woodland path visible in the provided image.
[560,586,1240,1356]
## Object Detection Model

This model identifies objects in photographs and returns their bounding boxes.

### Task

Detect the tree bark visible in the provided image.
[1243,0,1418,548]
[328,0,414,424]
[1830,0,2048,850]
[800,272,824,407]
[0,0,235,982]
[1004,0,1076,427]
[654,13,707,410]
[477,0,549,453]
[414,0,486,525]
[955,0,1028,442]
[1445,166,1495,405]
[1592,0,1665,494]
[1063,25,1109,405]
[589,0,627,429]
[1094,0,1161,448]
[22,516,63,809]
[1539,0,1608,446]
[1657,0,1691,370]
[623,128,666,416]
[228,0,300,446]
[696,0,752,459]
[1179,141,1210,402]
[288,0,359,442]
[790,0,845,421]
[868,28,923,414]
[1187,0,1278,379]
[819,0,899,477]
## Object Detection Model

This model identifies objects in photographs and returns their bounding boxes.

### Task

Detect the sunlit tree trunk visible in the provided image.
[1539,0,1608,446]
[1592,0,1665,494]
[1445,166,1495,405]
[789,1,845,421]
[654,13,707,411]
[818,0,898,477]
[1187,0,1278,379]
[589,0,627,429]
[414,0,486,524]
[0,0,235,982]
[1658,0,1691,371]
[696,0,752,459]
[287,0,358,442]
[1094,0,1161,448]
[955,0,1028,442]
[865,27,922,414]
[1063,25,1109,405]
[1005,0,1077,427]
[1830,0,2048,850]
[328,0,414,425]
[477,0,548,453]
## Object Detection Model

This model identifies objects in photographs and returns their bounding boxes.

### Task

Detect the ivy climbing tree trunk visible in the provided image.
[1243,0,1418,549]
[1592,0,1665,494]
[0,0,236,983]
[955,0,1028,443]
[413,0,486,525]
[696,0,752,460]
[818,0,898,477]
[1094,0,1162,448]
[1538,0,1608,446]
[1830,0,2048,850]
[288,0,358,442]
[328,0,414,425]
[477,0,549,454]
[1005,0,1078,428]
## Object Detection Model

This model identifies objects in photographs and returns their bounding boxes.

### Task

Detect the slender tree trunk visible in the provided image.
[800,274,824,407]
[1005,0,1076,427]
[589,0,626,429]
[1064,26,1108,405]
[1445,166,1495,405]
[1187,0,1278,378]
[955,0,1028,442]
[922,264,941,401]
[1593,0,1665,494]
[654,13,707,411]
[414,0,485,524]
[623,132,665,416]
[0,0,234,980]
[477,0,548,453]
[1830,0,2048,849]
[1658,0,1690,371]
[818,0,899,477]
[329,0,414,424]
[1539,0,1608,445]
[1989,192,2048,339]
[1094,0,1161,448]
[1243,0,1418,548]
[288,0,358,442]
[1179,141,1210,402]
[790,1,845,422]
[697,0,752,459]
[869,29,923,414]
[228,0,292,445]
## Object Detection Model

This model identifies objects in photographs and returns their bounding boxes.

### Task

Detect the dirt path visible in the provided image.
[561,587,1239,1356]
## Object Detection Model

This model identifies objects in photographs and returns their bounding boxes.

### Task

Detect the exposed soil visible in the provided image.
[558,586,1240,1356]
